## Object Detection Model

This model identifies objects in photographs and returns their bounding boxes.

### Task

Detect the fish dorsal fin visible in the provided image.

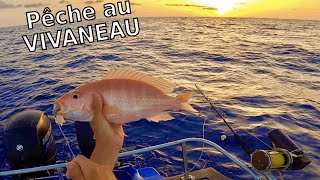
[103,68,175,93]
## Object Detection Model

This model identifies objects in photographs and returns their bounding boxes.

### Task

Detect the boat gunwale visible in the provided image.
[0,138,269,179]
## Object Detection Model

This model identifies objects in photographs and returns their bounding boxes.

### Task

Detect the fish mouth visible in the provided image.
[53,99,66,115]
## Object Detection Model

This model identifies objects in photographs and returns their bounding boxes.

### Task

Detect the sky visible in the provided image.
[0,0,319,27]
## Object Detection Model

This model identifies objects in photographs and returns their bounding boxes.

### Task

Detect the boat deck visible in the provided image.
[165,168,229,180]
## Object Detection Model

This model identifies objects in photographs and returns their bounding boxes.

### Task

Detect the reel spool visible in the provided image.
[251,148,292,172]
[251,129,311,172]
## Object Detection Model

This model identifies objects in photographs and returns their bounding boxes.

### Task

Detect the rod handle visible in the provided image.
[235,134,253,156]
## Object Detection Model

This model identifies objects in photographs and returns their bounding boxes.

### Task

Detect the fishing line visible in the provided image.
[48,115,76,158]
[187,107,211,172]
[174,102,211,172]
[207,100,273,149]
[195,84,273,154]
[174,113,191,127]
[244,130,273,149]
[173,90,217,172]
[57,124,76,158]
[278,170,284,180]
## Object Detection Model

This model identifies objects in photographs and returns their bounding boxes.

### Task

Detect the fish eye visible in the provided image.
[72,91,80,99]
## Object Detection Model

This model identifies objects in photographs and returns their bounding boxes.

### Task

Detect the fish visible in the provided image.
[54,68,197,125]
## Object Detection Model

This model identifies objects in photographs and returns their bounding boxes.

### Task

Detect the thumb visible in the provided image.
[90,94,111,140]
[72,155,96,172]
[72,155,105,179]
[91,93,103,120]
[90,93,110,134]
[66,162,85,180]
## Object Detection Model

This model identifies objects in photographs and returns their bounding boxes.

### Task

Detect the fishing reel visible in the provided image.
[251,129,311,172]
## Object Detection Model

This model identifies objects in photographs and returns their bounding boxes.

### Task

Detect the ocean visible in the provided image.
[0,17,319,179]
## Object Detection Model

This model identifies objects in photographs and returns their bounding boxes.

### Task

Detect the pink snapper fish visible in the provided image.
[54,68,197,125]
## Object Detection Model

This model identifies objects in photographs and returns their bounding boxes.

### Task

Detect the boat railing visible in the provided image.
[0,138,275,180]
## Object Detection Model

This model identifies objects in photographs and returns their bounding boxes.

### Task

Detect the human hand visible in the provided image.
[66,93,125,179]
[89,93,125,167]
[66,155,116,180]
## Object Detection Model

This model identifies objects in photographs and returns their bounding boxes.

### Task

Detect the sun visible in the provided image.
[215,0,239,15]
[196,0,246,15]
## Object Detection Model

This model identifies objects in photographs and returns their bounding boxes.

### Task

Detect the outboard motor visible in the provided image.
[3,110,56,179]
[251,129,311,172]
[75,121,95,158]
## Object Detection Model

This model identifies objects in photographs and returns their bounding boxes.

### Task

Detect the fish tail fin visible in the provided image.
[177,92,198,112]
[177,92,193,102]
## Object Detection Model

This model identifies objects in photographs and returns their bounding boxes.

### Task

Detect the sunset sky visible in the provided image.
[0,0,319,27]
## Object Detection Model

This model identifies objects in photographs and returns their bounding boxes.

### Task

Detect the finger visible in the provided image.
[90,94,107,125]
[73,155,95,169]
[90,93,111,135]
[66,162,85,180]
[110,123,125,139]
[73,155,99,178]
[91,93,103,118]
[110,124,124,135]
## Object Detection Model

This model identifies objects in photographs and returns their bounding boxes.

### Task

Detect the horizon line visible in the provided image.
[1,16,319,29]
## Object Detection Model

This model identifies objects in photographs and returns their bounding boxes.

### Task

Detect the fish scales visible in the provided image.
[54,68,197,125]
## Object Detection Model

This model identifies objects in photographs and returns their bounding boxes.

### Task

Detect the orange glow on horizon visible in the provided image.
[0,0,319,27]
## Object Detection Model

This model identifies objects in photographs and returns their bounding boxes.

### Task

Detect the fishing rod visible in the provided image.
[195,84,312,177]
[195,84,253,156]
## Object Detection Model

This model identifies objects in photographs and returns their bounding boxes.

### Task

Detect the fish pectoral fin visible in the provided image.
[147,113,175,122]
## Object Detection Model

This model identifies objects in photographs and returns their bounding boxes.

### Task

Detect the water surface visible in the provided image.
[0,17,319,179]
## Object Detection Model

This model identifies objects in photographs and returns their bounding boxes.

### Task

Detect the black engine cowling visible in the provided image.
[75,121,95,158]
[3,110,56,179]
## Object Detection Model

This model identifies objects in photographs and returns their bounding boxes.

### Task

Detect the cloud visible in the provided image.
[84,0,141,5]
[24,3,47,8]
[165,4,204,8]
[59,0,70,3]
[130,3,142,6]
[0,1,48,9]
[0,0,18,9]
[84,0,104,4]
[165,4,217,11]
[84,1,95,4]
[236,2,247,5]
[203,7,218,10]
[0,0,142,10]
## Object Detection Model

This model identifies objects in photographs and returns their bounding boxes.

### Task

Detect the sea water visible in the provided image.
[0,17,319,179]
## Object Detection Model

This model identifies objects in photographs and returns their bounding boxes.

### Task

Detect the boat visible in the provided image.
[0,87,311,179]
[0,134,274,180]
[0,111,310,180]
